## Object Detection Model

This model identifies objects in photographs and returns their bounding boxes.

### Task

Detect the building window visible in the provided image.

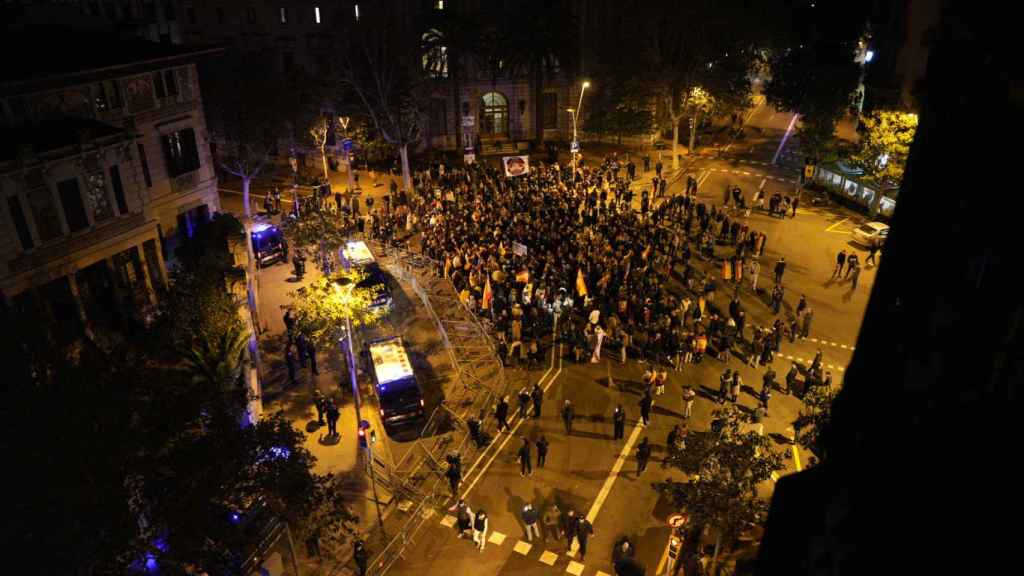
[480,92,509,135]
[280,6,288,24]
[137,144,153,188]
[144,1,156,19]
[120,2,131,19]
[94,80,122,111]
[247,6,256,23]
[94,83,110,111]
[88,1,100,16]
[314,6,321,23]
[6,196,34,250]
[27,187,63,243]
[542,92,558,129]
[422,30,448,79]
[354,4,359,21]
[109,165,129,214]
[153,72,167,99]
[161,127,200,178]
[186,6,196,24]
[57,178,89,233]
[104,1,115,19]
[216,6,225,24]
[436,0,445,9]
[164,70,178,95]
[165,1,176,20]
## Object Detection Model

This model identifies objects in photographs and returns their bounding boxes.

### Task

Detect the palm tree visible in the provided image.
[180,325,250,390]
[500,0,577,147]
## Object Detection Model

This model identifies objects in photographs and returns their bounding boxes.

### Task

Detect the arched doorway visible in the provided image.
[480,92,508,136]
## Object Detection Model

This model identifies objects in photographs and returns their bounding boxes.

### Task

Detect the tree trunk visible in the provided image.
[689,109,699,156]
[672,118,681,170]
[399,144,413,194]
[320,141,329,183]
[240,176,263,379]
[710,531,722,575]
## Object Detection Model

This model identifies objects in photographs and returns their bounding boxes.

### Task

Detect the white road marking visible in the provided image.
[566,561,585,575]
[759,178,766,191]
[459,337,563,498]
[440,515,456,528]
[596,572,612,576]
[585,420,644,525]
[488,531,507,545]
[539,551,558,565]
[742,171,752,175]
[514,541,532,555]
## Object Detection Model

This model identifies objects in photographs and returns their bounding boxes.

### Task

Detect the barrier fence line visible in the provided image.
[344,239,522,576]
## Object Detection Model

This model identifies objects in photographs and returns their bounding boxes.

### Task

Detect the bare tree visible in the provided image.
[309,117,331,184]
[338,5,424,193]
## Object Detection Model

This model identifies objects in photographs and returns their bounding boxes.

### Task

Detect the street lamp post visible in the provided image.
[333,277,385,536]
[567,81,589,180]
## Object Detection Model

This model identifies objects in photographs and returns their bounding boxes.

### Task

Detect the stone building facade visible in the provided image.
[0,29,222,342]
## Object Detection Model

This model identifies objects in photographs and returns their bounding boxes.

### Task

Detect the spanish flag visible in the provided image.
[482,277,493,310]
[576,268,588,297]
[516,269,530,284]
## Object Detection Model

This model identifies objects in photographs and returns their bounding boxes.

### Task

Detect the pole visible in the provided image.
[345,313,385,534]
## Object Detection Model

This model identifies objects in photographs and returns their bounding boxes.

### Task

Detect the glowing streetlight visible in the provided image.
[568,81,590,180]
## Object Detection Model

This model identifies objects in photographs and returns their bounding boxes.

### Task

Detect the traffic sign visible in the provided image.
[570,141,580,154]
[342,138,354,152]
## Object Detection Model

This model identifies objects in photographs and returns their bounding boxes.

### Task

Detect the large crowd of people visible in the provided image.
[356,157,827,393]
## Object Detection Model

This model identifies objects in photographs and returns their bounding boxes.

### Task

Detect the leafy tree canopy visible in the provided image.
[289,269,387,349]
[850,110,918,185]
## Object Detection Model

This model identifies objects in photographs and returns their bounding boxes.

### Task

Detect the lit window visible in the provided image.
[315,6,321,23]
[280,6,287,24]
[354,4,359,21]
[436,0,444,9]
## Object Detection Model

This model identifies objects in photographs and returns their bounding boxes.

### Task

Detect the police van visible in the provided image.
[340,240,393,312]
[251,221,288,268]
[366,336,425,434]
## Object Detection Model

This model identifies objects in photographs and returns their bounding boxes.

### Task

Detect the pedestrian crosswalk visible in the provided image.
[709,167,799,185]
[434,515,611,575]
[778,353,846,372]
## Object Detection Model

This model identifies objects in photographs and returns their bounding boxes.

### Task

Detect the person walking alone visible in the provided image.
[522,503,541,542]
[613,404,626,439]
[536,434,549,468]
[833,249,847,278]
[866,244,880,267]
[748,259,760,293]
[562,400,575,435]
[774,257,787,285]
[326,399,340,437]
[518,438,533,477]
[353,539,368,576]
[531,383,543,418]
[801,307,814,339]
[850,263,861,290]
[639,391,653,426]
[575,517,595,560]
[636,437,652,477]
[496,396,510,432]
[472,509,489,551]
[682,385,696,419]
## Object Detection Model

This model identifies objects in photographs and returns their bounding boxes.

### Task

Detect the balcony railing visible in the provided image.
[8,212,152,275]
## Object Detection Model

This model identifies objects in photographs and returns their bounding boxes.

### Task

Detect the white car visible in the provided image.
[852,222,889,248]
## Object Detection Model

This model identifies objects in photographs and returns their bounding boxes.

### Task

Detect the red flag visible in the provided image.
[482,277,493,310]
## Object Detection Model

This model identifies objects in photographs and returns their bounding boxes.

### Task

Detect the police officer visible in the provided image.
[612,404,626,440]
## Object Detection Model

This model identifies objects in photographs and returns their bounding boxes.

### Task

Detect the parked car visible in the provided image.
[852,222,889,248]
